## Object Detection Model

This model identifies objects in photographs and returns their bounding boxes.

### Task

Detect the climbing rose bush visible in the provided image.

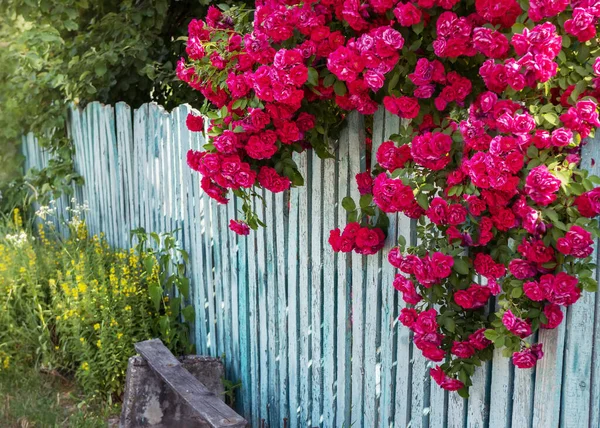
[178,0,600,395]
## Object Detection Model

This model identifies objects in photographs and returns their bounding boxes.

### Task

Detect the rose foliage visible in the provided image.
[179,0,600,396]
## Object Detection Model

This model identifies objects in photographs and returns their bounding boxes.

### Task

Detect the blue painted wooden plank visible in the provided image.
[559,139,599,428]
[255,191,269,424]
[132,105,147,233]
[227,195,241,388]
[203,193,217,357]
[488,342,513,428]
[447,391,467,428]
[105,104,122,247]
[90,102,103,235]
[511,361,534,428]
[335,125,352,428]
[393,217,413,428]
[288,152,301,428]
[466,362,490,428]
[310,150,323,427]
[364,107,384,428]
[107,104,126,248]
[236,194,251,419]
[274,191,289,425]
[114,103,133,240]
[146,104,161,247]
[264,192,280,426]
[220,199,234,378]
[247,195,260,424]
[211,199,225,357]
[297,151,311,427]
[532,318,565,428]
[321,148,336,428]
[348,111,366,428]
[466,278,491,428]
[379,110,400,428]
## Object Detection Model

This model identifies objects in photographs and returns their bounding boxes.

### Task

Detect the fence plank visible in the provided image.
[322,149,336,428]
[265,192,279,425]
[335,125,352,428]
[310,150,324,427]
[274,191,289,424]
[348,112,366,428]
[288,153,301,428]
[297,152,311,427]
[364,108,384,428]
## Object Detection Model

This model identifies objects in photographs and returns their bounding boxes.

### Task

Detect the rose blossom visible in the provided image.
[513,343,544,369]
[541,303,563,329]
[502,310,532,338]
[186,113,204,132]
[430,366,464,391]
[229,220,250,235]
[525,166,561,206]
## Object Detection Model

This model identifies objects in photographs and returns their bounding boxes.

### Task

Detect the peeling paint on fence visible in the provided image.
[22,101,600,427]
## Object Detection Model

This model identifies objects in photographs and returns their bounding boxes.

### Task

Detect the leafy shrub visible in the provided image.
[0,205,192,400]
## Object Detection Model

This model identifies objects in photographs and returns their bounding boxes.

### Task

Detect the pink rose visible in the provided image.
[523,281,545,301]
[411,132,453,171]
[257,166,291,193]
[229,220,250,236]
[557,225,594,258]
[399,308,418,328]
[376,141,412,172]
[355,172,373,195]
[513,343,544,369]
[543,272,581,306]
[393,2,422,27]
[451,341,476,359]
[186,113,204,132]
[430,366,464,391]
[502,310,532,338]
[525,166,561,206]
[541,304,563,329]
[509,259,537,279]
[469,328,492,350]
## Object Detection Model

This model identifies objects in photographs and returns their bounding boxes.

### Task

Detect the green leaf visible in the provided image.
[334,80,347,96]
[342,196,356,212]
[148,284,162,311]
[453,258,469,275]
[359,194,373,209]
[183,305,195,322]
[178,277,190,299]
[484,329,498,340]
[307,67,319,86]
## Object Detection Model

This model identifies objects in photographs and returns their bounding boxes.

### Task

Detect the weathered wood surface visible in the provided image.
[134,339,247,428]
[21,101,600,427]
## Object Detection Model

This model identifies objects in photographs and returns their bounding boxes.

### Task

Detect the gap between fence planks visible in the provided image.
[134,339,247,428]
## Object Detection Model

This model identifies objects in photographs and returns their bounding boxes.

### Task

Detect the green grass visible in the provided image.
[0,368,120,427]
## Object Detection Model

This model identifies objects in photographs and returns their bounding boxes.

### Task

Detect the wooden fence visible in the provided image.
[21,101,600,428]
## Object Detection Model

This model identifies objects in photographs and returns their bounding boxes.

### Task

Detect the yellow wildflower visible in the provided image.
[96,340,102,349]
[117,333,123,340]
[81,362,89,371]
[94,323,100,330]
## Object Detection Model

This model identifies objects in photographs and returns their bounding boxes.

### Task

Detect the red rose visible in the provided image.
[469,328,492,350]
[541,304,563,329]
[399,308,418,328]
[186,113,204,132]
[451,341,476,359]
[229,220,250,235]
